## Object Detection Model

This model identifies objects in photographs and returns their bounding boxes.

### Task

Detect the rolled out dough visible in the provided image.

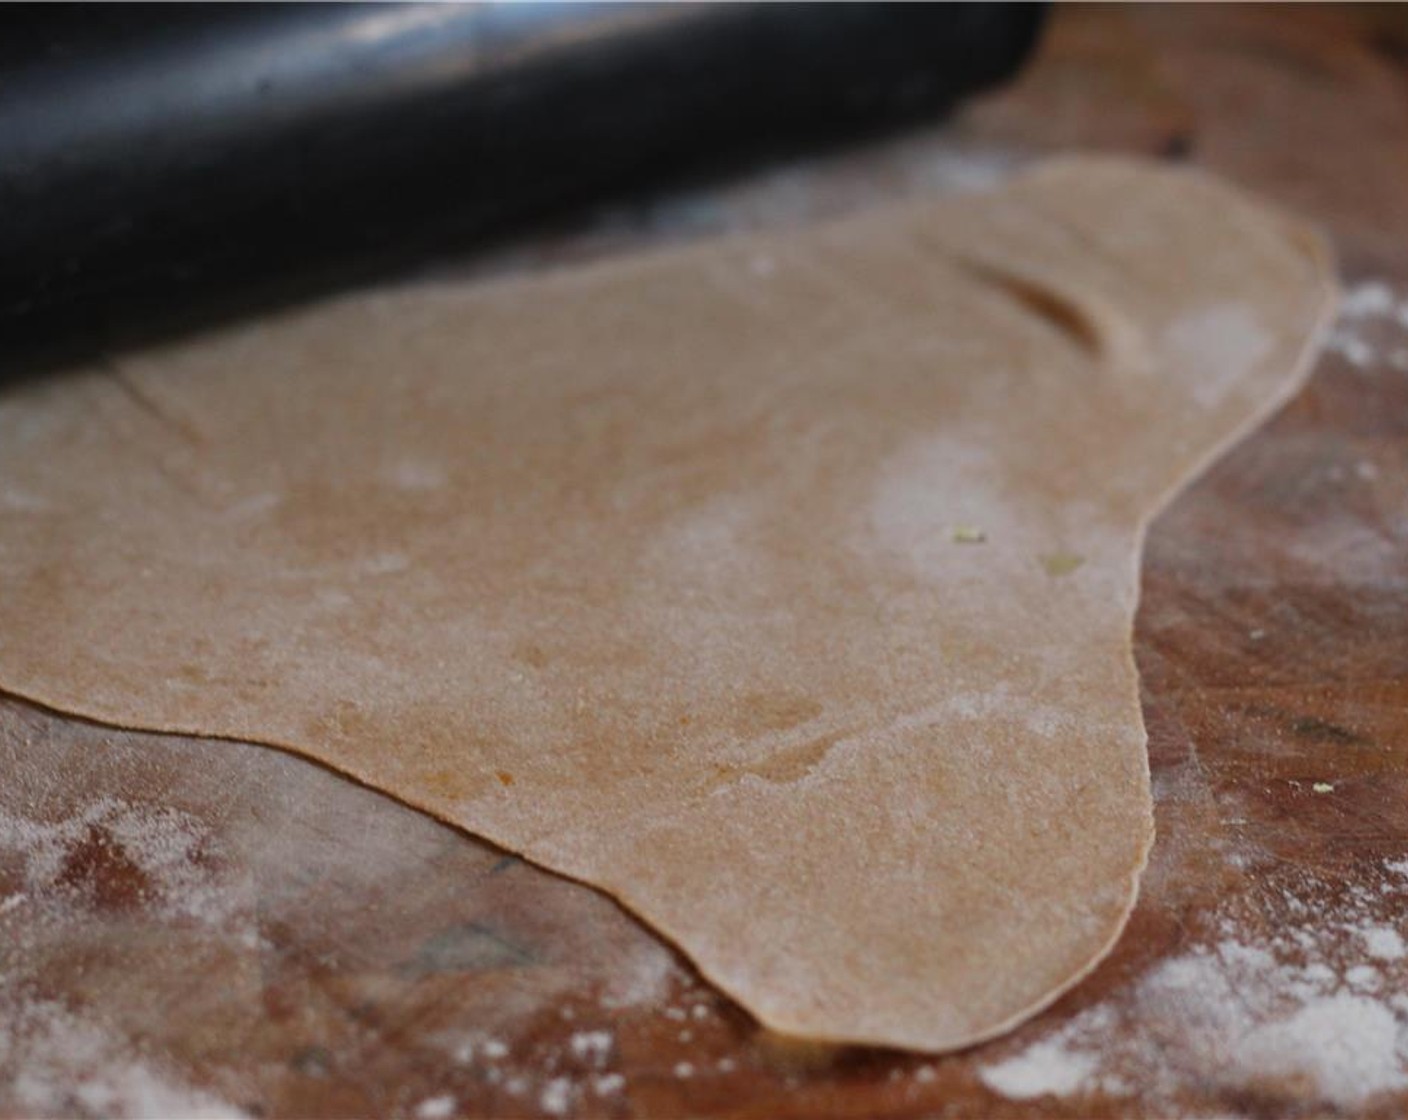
[0,159,1333,1051]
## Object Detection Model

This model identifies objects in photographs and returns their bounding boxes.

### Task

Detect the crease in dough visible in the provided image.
[0,158,1335,1051]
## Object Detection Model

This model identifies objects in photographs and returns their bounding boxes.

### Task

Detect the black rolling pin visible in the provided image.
[0,3,1045,371]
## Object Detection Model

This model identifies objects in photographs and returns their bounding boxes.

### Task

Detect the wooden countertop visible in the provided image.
[4,6,1408,1117]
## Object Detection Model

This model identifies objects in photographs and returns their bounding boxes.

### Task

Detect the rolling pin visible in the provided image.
[0,2,1045,373]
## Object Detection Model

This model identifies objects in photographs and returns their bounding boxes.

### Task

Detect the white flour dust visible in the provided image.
[413,1094,455,1119]
[0,795,241,928]
[568,1029,613,1068]
[0,794,255,1118]
[978,1013,1110,1101]
[596,931,683,1011]
[538,1076,573,1116]
[1323,279,1408,372]
[978,859,1408,1109]
[0,1000,246,1119]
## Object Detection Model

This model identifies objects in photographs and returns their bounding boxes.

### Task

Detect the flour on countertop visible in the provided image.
[1347,964,1383,991]
[592,1072,625,1096]
[1362,926,1407,962]
[538,1076,573,1116]
[436,1023,633,1114]
[979,1034,1103,1101]
[0,795,243,929]
[0,1000,247,1120]
[596,936,683,1011]
[483,1038,510,1061]
[1272,279,1408,591]
[1323,279,1408,372]
[978,861,1408,1109]
[0,793,265,1117]
[568,1029,613,1068]
[1339,280,1396,319]
[977,1006,1117,1101]
[425,911,680,1078]
[414,1094,455,1119]
[446,1035,509,1065]
[417,927,697,1110]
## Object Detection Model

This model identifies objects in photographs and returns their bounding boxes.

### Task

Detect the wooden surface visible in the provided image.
[4,6,1408,1117]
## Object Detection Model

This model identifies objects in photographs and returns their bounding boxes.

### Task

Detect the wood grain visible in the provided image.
[4,6,1407,1117]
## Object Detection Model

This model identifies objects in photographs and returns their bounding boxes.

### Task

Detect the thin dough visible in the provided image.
[0,159,1333,1051]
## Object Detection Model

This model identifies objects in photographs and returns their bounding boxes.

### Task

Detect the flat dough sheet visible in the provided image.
[0,159,1333,1051]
